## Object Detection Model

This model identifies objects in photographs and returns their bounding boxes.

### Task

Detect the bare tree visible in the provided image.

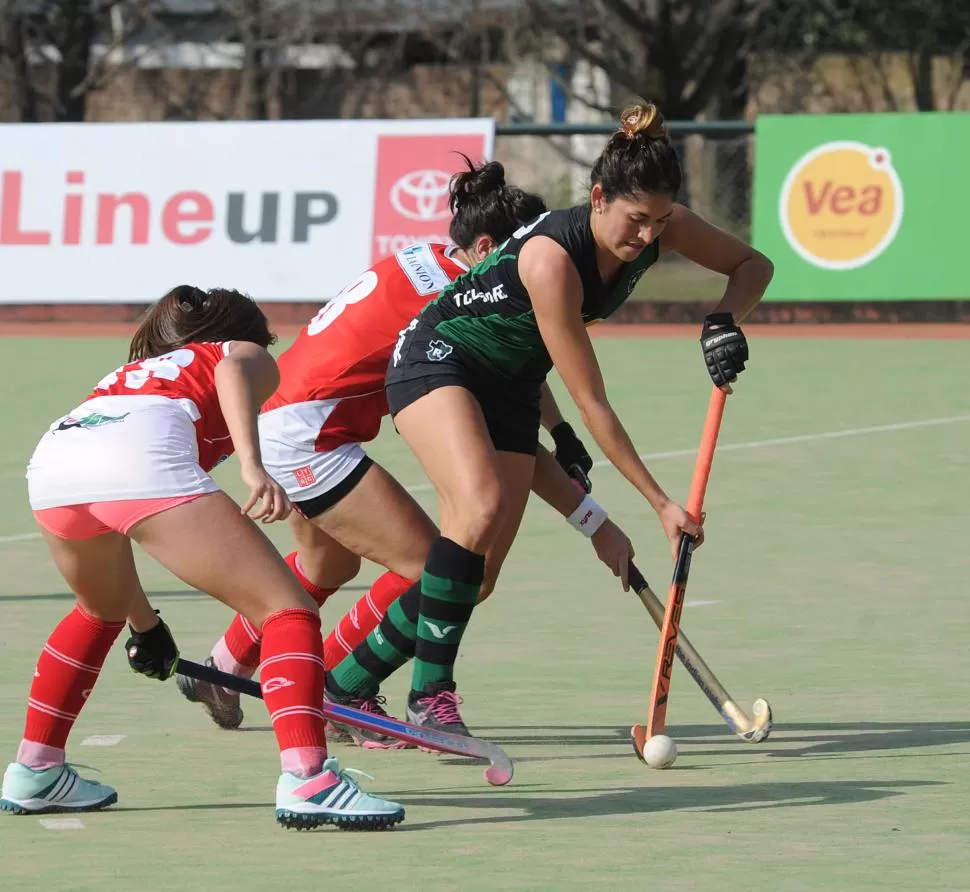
[829,0,969,111]
[0,0,157,122]
[522,0,771,120]
[751,0,970,113]
[511,1,773,224]
[0,4,40,121]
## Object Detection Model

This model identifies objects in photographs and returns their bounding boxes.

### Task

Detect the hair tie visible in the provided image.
[621,111,641,139]
[179,286,207,312]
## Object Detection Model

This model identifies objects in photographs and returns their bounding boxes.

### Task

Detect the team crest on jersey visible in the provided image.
[53,411,129,433]
[426,339,453,362]
[626,268,647,296]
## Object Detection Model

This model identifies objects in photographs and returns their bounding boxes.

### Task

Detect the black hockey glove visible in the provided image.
[700,313,748,387]
[551,422,594,493]
[125,611,179,681]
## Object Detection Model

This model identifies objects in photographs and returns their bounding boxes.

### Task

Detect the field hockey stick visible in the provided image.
[627,562,772,743]
[174,658,513,786]
[632,386,727,761]
[563,466,770,743]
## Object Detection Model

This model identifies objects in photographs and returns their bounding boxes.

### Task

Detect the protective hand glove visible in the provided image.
[700,312,748,387]
[551,422,593,493]
[125,611,179,681]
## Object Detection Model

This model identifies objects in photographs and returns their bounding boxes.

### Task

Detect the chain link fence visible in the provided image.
[494,123,754,301]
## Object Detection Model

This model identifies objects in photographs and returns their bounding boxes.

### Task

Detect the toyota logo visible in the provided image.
[390,169,452,222]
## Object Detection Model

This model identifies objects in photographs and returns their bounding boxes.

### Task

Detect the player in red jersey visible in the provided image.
[1,286,404,830]
[178,160,635,746]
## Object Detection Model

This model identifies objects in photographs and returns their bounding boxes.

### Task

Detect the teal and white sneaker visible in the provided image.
[0,762,117,815]
[275,757,404,831]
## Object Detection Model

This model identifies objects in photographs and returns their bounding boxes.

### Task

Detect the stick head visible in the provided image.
[631,724,649,763]
[738,698,772,743]
[484,763,513,786]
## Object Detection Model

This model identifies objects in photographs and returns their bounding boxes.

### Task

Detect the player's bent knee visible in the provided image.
[245,586,318,627]
[456,493,506,552]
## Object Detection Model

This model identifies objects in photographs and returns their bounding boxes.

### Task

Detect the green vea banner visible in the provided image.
[752,112,970,301]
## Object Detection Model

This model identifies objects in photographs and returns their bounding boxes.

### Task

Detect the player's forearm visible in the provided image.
[215,362,263,470]
[531,445,584,517]
[127,589,160,633]
[712,254,774,323]
[578,400,669,513]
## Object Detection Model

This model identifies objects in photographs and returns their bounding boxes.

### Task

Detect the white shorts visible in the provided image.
[27,395,219,510]
[258,402,370,503]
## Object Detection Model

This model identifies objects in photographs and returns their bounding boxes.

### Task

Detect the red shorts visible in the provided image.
[33,494,205,540]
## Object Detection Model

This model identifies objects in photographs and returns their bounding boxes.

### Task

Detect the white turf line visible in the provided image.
[0,531,44,544]
[39,818,85,830]
[403,413,970,494]
[0,412,968,546]
[81,734,126,747]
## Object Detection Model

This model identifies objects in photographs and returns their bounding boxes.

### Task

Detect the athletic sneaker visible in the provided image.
[324,690,413,750]
[175,657,244,730]
[407,680,471,737]
[276,757,404,830]
[0,762,117,815]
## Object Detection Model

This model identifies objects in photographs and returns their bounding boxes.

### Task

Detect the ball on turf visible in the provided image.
[644,734,677,769]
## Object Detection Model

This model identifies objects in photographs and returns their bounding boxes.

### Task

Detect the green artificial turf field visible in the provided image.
[1,334,967,891]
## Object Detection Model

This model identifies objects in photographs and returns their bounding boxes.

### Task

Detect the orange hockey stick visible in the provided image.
[632,386,727,761]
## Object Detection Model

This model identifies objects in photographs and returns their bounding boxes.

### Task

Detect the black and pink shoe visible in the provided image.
[324,691,413,751]
[406,681,471,737]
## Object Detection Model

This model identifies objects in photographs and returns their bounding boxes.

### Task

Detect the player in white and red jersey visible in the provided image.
[180,159,635,748]
[256,238,471,497]
[26,341,236,507]
[1,285,404,830]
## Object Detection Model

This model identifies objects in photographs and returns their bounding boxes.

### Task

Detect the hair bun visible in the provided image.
[450,156,507,212]
[619,102,668,143]
[172,284,208,312]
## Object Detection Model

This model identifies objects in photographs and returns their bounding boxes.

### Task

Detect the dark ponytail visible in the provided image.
[448,154,546,248]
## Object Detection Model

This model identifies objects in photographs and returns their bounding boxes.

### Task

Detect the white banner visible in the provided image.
[0,118,494,303]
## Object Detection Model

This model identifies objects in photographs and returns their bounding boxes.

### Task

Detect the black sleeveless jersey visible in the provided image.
[417,205,659,382]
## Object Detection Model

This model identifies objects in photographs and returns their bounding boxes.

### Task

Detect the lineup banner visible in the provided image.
[752,112,970,301]
[0,118,494,303]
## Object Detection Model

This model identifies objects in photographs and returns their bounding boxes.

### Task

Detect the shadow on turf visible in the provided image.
[386,779,942,830]
[479,721,970,758]
[214,720,970,759]
[0,586,368,603]
[106,779,940,823]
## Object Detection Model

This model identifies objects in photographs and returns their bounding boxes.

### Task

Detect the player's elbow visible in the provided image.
[759,251,774,284]
[747,249,774,290]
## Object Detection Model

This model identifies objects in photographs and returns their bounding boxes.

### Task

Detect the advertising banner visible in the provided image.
[752,112,970,300]
[0,118,494,303]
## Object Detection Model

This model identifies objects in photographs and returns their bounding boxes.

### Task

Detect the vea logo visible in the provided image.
[779,141,903,270]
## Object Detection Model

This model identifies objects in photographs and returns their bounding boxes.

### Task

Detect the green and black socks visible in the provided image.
[325,583,420,700]
[411,537,485,696]
[326,537,485,700]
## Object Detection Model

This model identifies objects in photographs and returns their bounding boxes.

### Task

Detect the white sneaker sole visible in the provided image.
[0,791,117,815]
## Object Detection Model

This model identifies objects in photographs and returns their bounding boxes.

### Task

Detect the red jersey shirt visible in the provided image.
[263,242,467,449]
[88,341,233,471]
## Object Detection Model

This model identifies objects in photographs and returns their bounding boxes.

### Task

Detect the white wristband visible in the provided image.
[567,493,608,538]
